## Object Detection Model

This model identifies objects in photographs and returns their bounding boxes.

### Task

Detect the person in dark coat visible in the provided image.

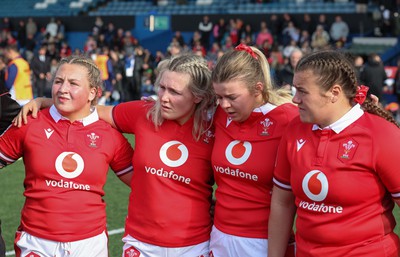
[360,53,388,102]
[30,45,51,97]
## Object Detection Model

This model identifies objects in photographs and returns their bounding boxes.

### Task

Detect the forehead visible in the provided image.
[56,63,88,80]
[213,79,248,95]
[56,63,87,78]
[293,70,319,89]
[159,70,191,90]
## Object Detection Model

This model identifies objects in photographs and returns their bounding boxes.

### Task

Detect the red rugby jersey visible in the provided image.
[273,105,400,256]
[113,101,214,247]
[0,106,133,242]
[212,103,298,238]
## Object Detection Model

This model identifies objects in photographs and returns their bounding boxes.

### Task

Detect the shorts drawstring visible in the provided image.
[54,242,71,257]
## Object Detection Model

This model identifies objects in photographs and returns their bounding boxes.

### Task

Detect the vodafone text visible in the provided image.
[45,179,91,190]
[299,201,343,214]
[213,165,258,181]
[145,166,191,184]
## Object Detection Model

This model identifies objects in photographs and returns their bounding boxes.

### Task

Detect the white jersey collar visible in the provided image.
[312,104,364,134]
[253,102,277,114]
[49,105,99,126]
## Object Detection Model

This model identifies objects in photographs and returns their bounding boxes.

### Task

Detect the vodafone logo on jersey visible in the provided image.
[300,170,344,214]
[225,140,252,165]
[55,152,85,179]
[159,141,189,167]
[302,170,328,201]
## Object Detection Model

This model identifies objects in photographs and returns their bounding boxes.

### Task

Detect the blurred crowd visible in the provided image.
[0,6,399,108]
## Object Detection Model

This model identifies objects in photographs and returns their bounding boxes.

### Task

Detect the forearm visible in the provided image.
[268,186,296,257]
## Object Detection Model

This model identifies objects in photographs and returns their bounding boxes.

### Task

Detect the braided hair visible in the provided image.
[295,50,399,127]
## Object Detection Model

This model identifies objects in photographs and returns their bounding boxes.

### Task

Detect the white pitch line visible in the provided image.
[5,227,124,256]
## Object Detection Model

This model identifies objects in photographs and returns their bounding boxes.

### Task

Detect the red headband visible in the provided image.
[235,43,258,59]
[354,85,369,104]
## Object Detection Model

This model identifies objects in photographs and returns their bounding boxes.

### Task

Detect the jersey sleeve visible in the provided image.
[109,129,134,177]
[112,100,150,134]
[0,118,30,167]
[273,124,292,191]
[374,122,400,198]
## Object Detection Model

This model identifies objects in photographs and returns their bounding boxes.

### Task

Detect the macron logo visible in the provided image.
[44,128,54,139]
[296,139,306,151]
[226,117,232,127]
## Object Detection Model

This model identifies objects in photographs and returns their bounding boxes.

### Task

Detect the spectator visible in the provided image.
[26,18,37,38]
[4,44,33,106]
[256,21,274,49]
[316,14,329,32]
[311,25,330,51]
[213,18,227,45]
[16,20,26,51]
[45,17,58,38]
[299,14,314,36]
[360,53,388,102]
[329,15,349,45]
[94,46,115,105]
[275,48,303,93]
[30,45,52,98]
[173,30,186,48]
[198,15,213,50]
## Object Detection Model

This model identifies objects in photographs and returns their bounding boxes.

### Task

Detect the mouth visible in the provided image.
[161,105,171,111]
[57,96,70,102]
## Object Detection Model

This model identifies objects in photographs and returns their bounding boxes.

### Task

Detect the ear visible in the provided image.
[88,87,97,102]
[329,84,342,103]
[254,82,263,96]
[194,96,202,104]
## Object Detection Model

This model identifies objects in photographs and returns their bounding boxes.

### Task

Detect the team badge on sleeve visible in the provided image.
[337,138,358,162]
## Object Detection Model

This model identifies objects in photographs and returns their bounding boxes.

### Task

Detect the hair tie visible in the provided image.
[235,43,258,59]
[354,85,369,104]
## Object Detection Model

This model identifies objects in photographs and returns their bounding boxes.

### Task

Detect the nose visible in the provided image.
[292,92,300,104]
[56,81,71,96]
[219,98,231,109]
[159,90,169,103]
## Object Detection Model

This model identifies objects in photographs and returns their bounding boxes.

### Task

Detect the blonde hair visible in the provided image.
[56,55,103,105]
[147,54,216,141]
[211,45,292,106]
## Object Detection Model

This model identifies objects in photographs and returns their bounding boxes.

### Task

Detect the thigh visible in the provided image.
[122,234,209,257]
[70,231,108,257]
[209,226,267,257]
[14,231,55,257]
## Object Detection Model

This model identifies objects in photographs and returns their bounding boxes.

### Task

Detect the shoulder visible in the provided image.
[272,103,299,122]
[358,113,400,135]
[114,100,153,115]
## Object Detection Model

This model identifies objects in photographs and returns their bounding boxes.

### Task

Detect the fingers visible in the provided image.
[370,94,379,105]
[12,100,40,127]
